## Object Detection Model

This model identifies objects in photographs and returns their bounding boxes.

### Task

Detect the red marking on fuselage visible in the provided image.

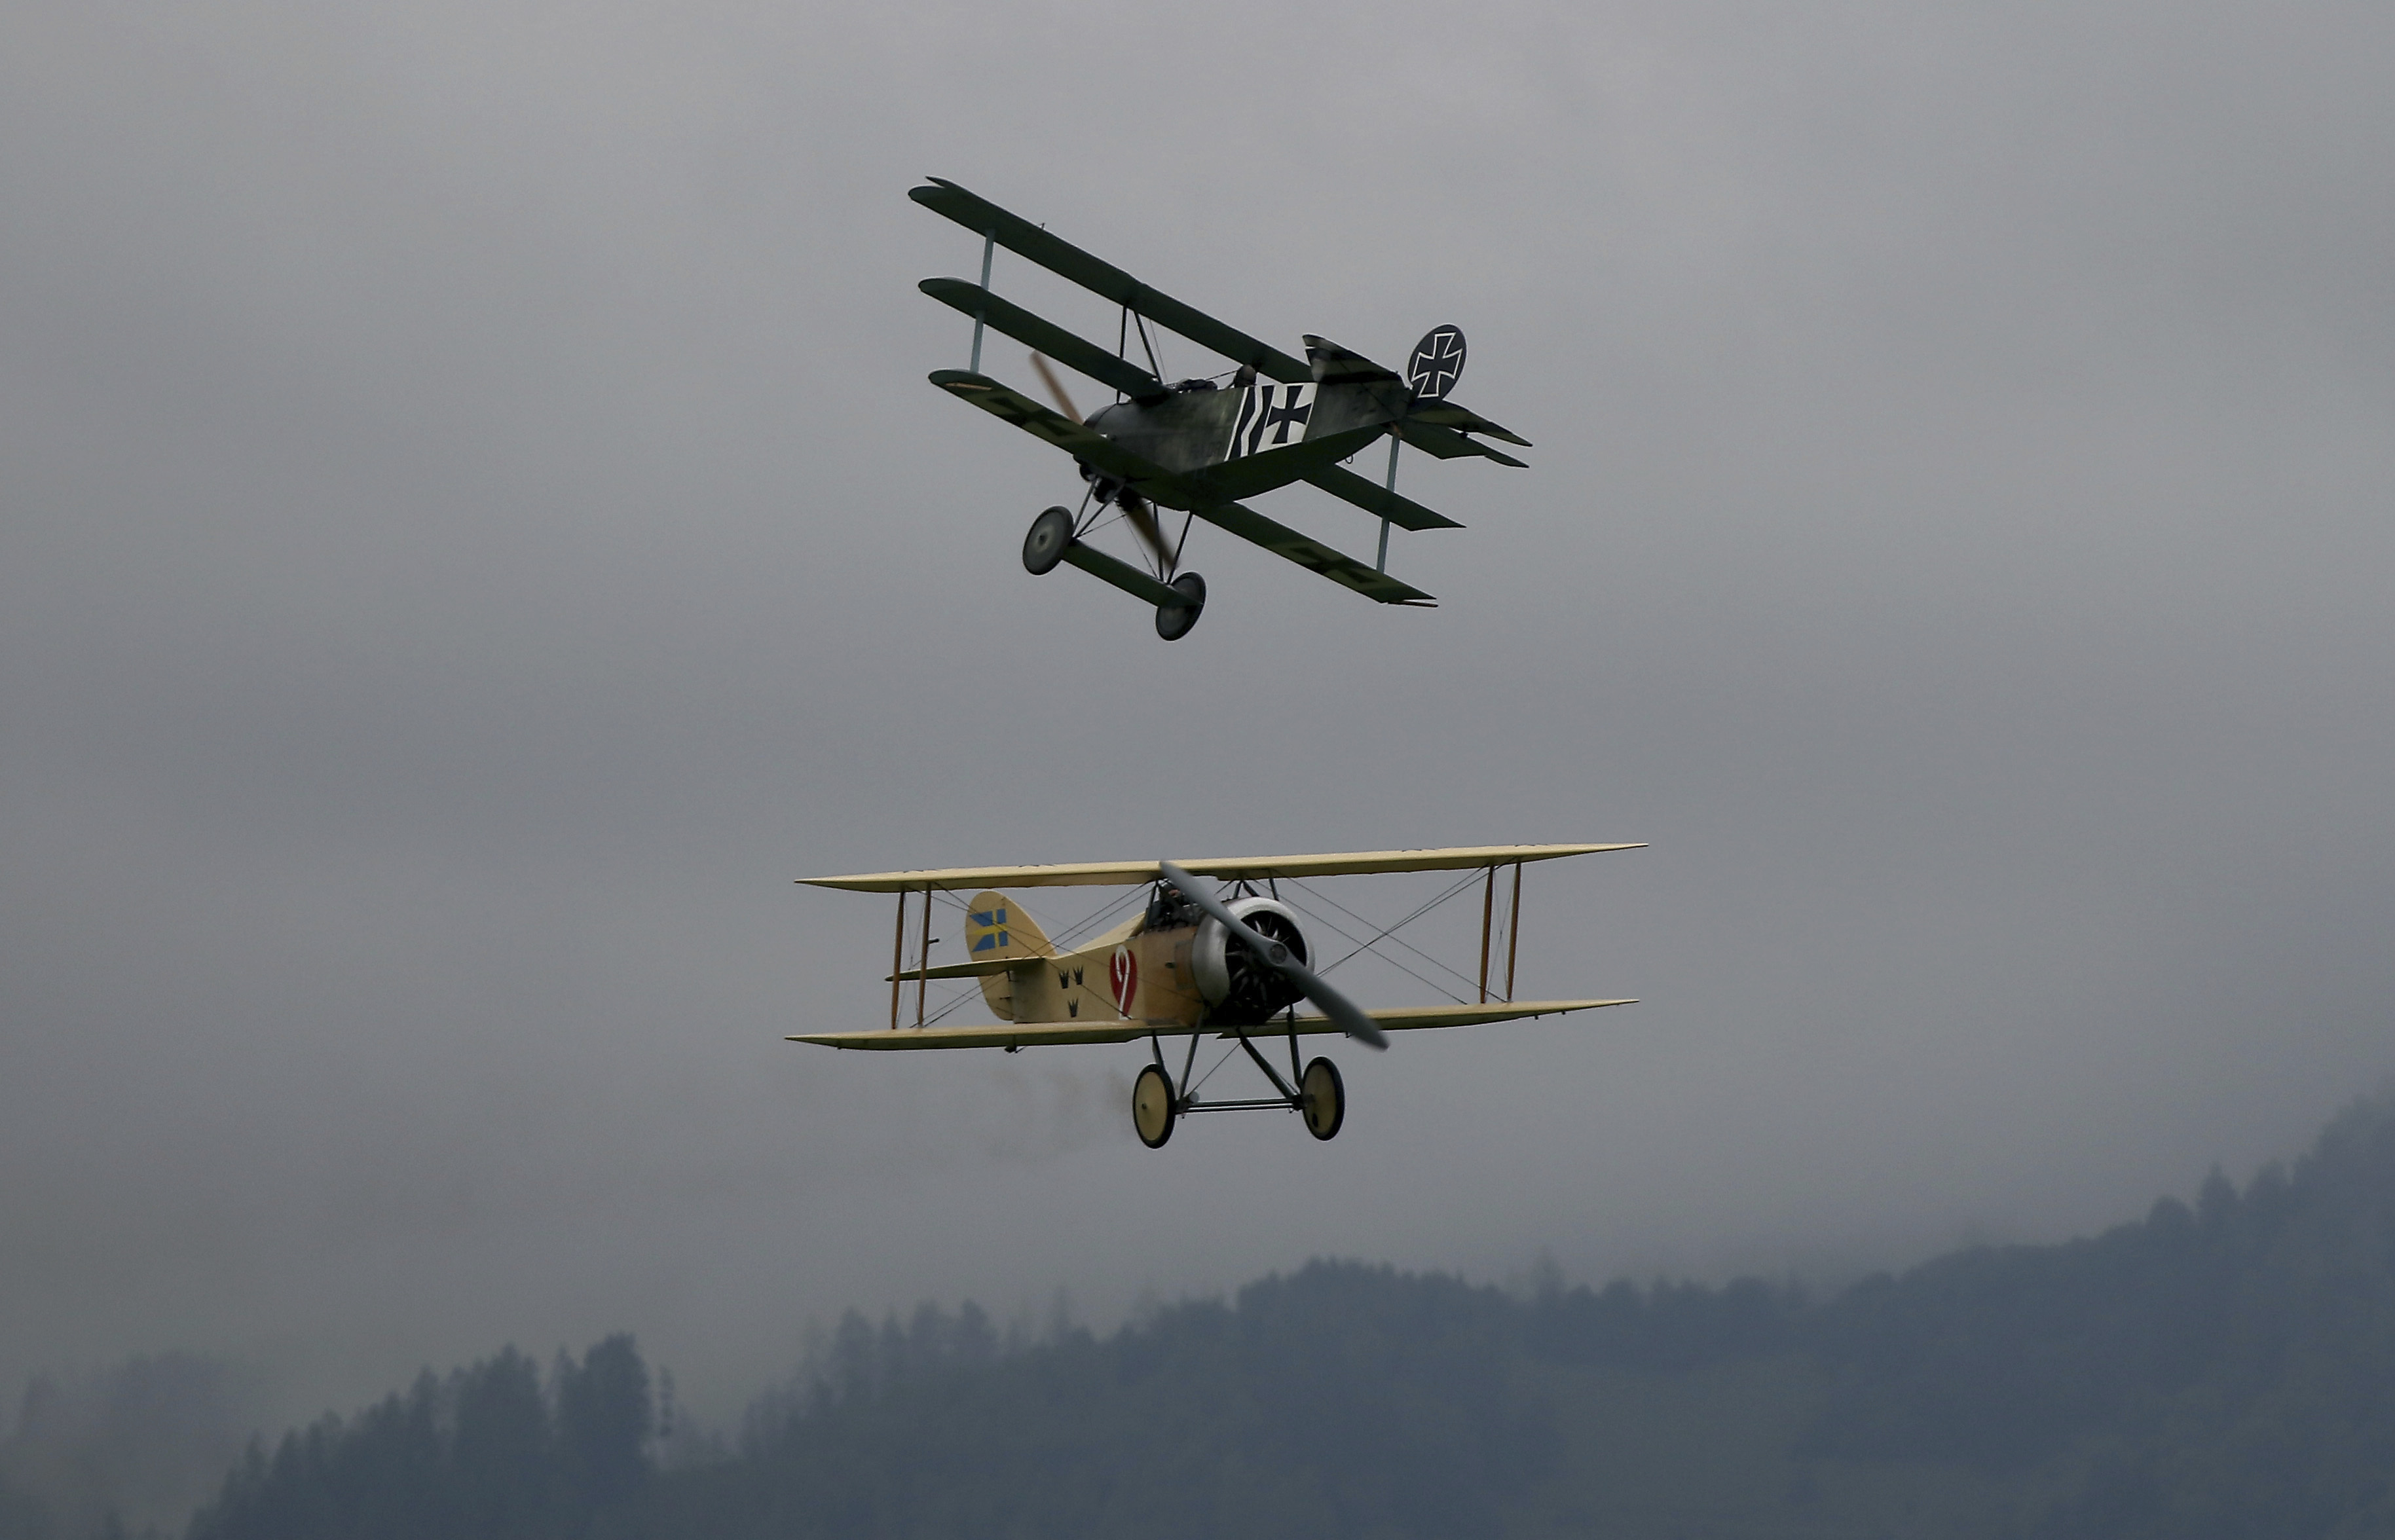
[1110,945,1138,1016]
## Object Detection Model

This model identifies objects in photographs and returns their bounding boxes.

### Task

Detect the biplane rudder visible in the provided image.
[966,890,1050,957]
[966,890,1050,1023]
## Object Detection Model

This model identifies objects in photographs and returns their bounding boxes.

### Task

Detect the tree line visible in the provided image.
[20,1086,2395,1537]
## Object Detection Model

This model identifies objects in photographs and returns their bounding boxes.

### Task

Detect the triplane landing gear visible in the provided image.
[1128,1021,1344,1149]
[1021,504,1206,642]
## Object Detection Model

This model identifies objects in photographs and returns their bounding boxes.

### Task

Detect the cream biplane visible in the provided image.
[792,845,1640,1148]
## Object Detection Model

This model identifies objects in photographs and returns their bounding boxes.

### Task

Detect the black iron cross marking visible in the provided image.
[1261,389,1312,447]
[1408,327,1465,400]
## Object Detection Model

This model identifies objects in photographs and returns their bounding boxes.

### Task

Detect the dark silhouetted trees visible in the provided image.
[172,1086,2395,1539]
[187,1337,649,1540]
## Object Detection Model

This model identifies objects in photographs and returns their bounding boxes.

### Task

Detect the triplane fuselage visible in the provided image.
[792,845,1641,1148]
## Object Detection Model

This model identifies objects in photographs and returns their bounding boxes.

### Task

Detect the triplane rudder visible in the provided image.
[791,844,1643,1148]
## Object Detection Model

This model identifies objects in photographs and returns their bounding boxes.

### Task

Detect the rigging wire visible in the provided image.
[1285,876,1485,995]
[1305,870,1488,979]
[1276,892,1468,1005]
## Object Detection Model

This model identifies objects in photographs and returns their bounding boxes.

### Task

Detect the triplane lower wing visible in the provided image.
[912,177,1533,639]
[792,844,1641,1148]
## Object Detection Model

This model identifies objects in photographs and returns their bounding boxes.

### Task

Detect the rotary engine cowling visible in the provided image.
[1190,896,1310,1025]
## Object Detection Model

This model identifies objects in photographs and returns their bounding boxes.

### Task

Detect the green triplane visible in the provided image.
[912,177,1533,639]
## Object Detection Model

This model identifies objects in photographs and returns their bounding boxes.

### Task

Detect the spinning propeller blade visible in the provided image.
[1158,862,1390,1050]
[1032,352,1168,570]
[1028,352,1081,424]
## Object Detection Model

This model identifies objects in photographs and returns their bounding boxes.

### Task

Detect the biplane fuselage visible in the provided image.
[968,902,1202,1029]
[947,885,1302,1033]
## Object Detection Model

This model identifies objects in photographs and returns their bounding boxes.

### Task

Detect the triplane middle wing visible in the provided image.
[912,177,1533,640]
[792,843,1641,1148]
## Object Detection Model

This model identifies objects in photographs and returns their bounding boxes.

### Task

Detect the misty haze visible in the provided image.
[4,3,2394,1536]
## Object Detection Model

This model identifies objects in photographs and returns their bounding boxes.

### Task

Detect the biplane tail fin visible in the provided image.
[965,890,1052,960]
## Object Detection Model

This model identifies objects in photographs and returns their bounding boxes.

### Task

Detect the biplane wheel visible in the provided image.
[1154,573,1206,642]
[1023,506,1073,575]
[1132,1063,1178,1148]
[1299,1057,1345,1141]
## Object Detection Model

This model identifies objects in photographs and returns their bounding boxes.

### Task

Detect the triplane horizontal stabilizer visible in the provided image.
[912,177,1534,639]
[792,843,1641,1148]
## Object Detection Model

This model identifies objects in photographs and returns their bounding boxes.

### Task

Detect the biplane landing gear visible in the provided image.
[1154,573,1206,642]
[1022,506,1073,575]
[1300,1057,1345,1141]
[1132,1063,1178,1148]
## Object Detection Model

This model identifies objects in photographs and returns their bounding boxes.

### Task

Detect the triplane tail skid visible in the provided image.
[912,177,1533,638]
[792,844,1641,1148]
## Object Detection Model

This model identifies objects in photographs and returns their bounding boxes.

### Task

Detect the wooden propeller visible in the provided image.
[1030,352,1168,572]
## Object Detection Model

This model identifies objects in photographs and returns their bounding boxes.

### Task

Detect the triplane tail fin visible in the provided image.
[966,890,1051,959]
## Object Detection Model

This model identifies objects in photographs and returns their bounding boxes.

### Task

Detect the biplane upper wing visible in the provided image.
[787,998,1634,1052]
[912,178,1312,383]
[800,843,1644,892]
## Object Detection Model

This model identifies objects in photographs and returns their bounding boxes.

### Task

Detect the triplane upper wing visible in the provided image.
[910,177,1536,638]
[792,843,1643,1148]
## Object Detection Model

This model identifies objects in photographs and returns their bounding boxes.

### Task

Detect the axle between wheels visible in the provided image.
[1022,506,1206,641]
[1131,1055,1344,1148]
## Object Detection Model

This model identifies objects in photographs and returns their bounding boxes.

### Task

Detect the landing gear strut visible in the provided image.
[1021,506,1207,641]
[1129,1029,1345,1147]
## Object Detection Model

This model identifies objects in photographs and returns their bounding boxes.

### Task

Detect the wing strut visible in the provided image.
[968,230,993,374]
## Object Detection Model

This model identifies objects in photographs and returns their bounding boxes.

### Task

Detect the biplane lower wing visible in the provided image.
[1261,998,1635,1036]
[919,280,1165,403]
[789,999,1634,1052]
[1187,499,1434,605]
[793,1020,1155,1051]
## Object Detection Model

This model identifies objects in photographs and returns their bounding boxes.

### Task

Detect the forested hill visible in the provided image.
[30,1087,2395,1539]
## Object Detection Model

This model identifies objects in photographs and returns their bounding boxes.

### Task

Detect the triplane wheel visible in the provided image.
[1155,572,1206,641]
[1132,1063,1178,1148]
[1022,506,1073,575]
[1299,1057,1345,1141]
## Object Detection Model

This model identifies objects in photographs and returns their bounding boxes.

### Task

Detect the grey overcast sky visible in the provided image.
[4,2,2392,1422]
